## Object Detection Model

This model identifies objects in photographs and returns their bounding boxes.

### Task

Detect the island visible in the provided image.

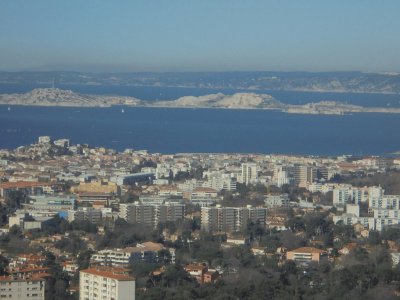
[2,88,400,115]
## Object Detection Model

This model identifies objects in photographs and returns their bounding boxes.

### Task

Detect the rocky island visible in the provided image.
[2,88,400,115]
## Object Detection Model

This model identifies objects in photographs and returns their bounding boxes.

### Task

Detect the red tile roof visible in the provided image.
[288,247,327,254]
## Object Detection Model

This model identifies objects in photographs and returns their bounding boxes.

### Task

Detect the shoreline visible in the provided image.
[3,102,400,115]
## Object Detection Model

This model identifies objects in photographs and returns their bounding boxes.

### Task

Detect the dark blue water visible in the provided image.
[1,83,400,107]
[1,105,400,156]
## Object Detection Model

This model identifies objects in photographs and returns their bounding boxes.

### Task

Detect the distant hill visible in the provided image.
[1,71,400,94]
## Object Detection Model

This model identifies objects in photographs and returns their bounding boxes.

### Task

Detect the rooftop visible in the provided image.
[0,181,58,189]
[80,267,135,281]
[288,247,327,254]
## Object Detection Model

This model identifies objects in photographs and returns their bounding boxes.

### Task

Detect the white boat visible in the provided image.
[7,107,11,111]
[121,108,125,113]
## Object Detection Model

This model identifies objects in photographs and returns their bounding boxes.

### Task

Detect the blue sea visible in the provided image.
[1,85,400,156]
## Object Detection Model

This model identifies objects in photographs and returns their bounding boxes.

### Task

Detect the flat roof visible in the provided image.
[80,268,135,281]
[288,247,327,254]
[0,181,58,189]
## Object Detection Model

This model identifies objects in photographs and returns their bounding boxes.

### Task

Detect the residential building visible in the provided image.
[333,186,369,207]
[286,247,328,263]
[79,267,135,300]
[272,165,291,187]
[294,165,317,186]
[240,163,258,185]
[90,242,173,267]
[110,173,155,186]
[23,195,76,212]
[264,194,290,208]
[0,181,59,198]
[0,276,45,300]
[201,205,267,232]
[119,203,184,228]
[68,208,102,224]
[202,174,236,191]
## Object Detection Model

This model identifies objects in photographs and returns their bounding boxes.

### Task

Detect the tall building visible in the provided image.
[294,165,317,186]
[333,186,378,207]
[80,267,135,300]
[68,207,102,224]
[0,276,45,300]
[273,165,291,187]
[240,163,258,185]
[201,206,267,232]
[119,203,184,228]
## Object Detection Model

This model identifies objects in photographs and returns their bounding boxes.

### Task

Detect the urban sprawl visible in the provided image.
[1,137,400,299]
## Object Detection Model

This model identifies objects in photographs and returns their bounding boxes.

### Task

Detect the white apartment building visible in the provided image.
[119,203,184,228]
[80,267,135,300]
[0,276,45,300]
[240,163,258,185]
[90,242,173,267]
[202,173,237,191]
[272,165,291,187]
[307,183,338,194]
[372,209,400,219]
[264,194,290,208]
[177,179,202,192]
[369,194,400,210]
[333,186,370,207]
[201,205,267,232]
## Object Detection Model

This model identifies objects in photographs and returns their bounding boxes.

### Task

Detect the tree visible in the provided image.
[285,217,305,232]
[5,190,26,210]
[0,255,9,276]
[77,250,94,270]
[162,265,190,287]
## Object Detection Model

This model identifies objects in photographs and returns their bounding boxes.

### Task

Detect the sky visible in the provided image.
[1,0,400,72]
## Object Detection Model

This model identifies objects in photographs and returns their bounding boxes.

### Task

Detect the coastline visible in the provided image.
[3,102,400,115]
[2,88,400,115]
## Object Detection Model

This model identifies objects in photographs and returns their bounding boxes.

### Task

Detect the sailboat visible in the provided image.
[121,108,125,113]
[7,106,11,111]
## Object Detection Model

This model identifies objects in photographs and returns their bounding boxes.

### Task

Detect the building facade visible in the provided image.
[119,203,184,228]
[0,276,45,300]
[201,206,267,232]
[79,267,135,300]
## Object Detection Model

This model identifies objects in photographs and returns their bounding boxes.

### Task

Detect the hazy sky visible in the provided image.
[1,0,399,72]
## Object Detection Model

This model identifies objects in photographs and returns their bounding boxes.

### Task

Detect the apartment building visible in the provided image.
[333,186,370,207]
[90,242,173,267]
[286,247,328,263]
[68,208,102,224]
[23,195,76,212]
[0,276,45,300]
[201,205,267,232]
[79,267,135,300]
[294,165,317,186]
[239,163,258,185]
[119,203,184,228]
[264,194,290,208]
